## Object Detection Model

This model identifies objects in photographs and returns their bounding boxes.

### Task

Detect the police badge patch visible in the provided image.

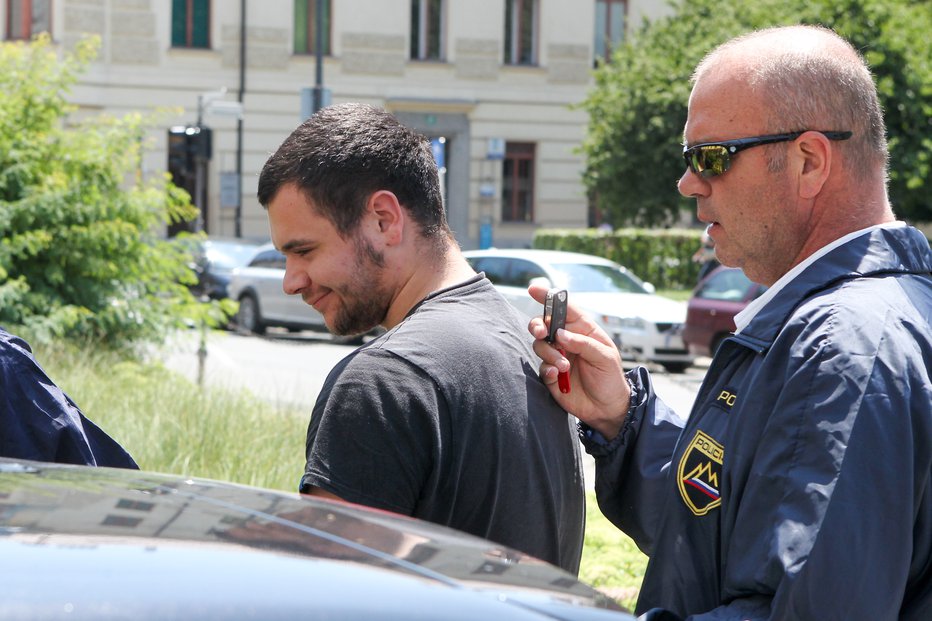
[677,430,724,516]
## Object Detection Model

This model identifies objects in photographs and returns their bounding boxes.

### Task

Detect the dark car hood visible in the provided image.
[0,459,632,620]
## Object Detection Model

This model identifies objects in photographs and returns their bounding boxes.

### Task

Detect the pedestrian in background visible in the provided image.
[531,24,931,619]
[257,103,585,574]
[692,226,719,283]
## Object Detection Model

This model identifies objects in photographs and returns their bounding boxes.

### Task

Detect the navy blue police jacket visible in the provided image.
[584,225,932,620]
[0,328,137,468]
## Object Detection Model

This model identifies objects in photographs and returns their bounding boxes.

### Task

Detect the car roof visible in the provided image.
[0,458,632,620]
[203,236,266,246]
[462,248,620,267]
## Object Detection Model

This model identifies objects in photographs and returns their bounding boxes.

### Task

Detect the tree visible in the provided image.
[0,35,229,349]
[581,0,932,227]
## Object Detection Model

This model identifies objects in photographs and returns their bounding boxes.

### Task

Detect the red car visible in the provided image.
[682,266,768,357]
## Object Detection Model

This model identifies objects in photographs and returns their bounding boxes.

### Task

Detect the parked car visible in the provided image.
[463,249,694,373]
[227,242,328,335]
[682,266,768,357]
[0,457,633,620]
[187,236,265,300]
[226,243,380,343]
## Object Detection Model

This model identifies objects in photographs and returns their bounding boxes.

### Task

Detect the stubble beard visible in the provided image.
[329,236,391,337]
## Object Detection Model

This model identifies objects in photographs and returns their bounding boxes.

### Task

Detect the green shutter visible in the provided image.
[294,0,308,53]
[171,0,186,47]
[192,0,210,48]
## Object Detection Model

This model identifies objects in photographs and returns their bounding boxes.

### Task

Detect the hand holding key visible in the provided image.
[528,282,631,440]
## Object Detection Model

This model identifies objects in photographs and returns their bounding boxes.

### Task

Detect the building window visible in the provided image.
[116,499,155,512]
[410,0,443,61]
[503,0,537,66]
[294,0,330,55]
[101,514,143,528]
[594,0,626,64]
[171,0,210,49]
[6,0,51,40]
[502,142,535,223]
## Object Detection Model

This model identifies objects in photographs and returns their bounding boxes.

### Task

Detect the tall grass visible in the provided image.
[34,338,647,608]
[580,491,648,611]
[35,340,307,491]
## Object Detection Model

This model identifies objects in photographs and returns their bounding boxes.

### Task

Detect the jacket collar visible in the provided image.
[735,225,932,349]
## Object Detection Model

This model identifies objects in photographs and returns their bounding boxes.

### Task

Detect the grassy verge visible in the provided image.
[37,340,307,491]
[657,288,692,302]
[580,491,648,611]
[35,338,647,608]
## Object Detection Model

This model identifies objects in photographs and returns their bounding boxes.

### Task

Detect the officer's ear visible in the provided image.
[792,131,833,200]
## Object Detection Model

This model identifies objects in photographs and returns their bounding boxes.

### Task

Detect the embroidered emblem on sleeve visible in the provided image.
[677,429,724,516]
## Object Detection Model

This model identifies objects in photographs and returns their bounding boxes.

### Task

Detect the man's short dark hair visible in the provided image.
[258,102,449,240]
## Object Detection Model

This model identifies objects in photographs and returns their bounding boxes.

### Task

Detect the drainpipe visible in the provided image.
[313,0,324,112]
[235,0,246,237]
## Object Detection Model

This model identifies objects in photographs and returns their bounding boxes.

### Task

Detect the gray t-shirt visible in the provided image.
[300,275,585,573]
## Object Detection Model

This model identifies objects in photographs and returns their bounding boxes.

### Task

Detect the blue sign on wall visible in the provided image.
[480,220,493,249]
[430,137,446,170]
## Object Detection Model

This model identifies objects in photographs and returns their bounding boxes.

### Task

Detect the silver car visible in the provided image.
[227,243,380,344]
[464,249,694,373]
[227,242,324,335]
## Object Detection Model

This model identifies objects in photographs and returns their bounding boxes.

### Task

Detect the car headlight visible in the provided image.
[603,315,648,331]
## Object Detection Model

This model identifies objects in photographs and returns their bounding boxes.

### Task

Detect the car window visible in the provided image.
[551,263,648,294]
[249,249,286,270]
[696,269,754,301]
[206,242,261,270]
[507,259,548,288]
[468,257,512,286]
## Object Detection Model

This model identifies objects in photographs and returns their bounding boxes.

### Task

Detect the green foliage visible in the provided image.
[535,228,704,290]
[582,0,932,226]
[0,35,232,349]
[35,336,307,491]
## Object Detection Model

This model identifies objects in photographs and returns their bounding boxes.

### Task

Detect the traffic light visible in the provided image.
[167,125,212,235]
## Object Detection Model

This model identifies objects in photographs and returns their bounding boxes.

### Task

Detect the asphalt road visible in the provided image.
[161,327,710,488]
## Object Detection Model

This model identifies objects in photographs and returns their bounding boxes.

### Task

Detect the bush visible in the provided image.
[534,228,703,290]
[0,35,231,350]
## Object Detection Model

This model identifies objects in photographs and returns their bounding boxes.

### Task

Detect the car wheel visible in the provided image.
[661,362,691,374]
[237,293,266,335]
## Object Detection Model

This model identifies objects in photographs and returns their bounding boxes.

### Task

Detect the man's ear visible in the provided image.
[794,131,833,199]
[366,190,405,245]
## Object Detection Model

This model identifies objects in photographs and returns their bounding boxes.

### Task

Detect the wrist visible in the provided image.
[590,374,638,440]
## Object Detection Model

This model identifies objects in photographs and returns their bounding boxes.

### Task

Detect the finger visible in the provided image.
[532,337,570,371]
[527,282,549,304]
[554,326,622,369]
[537,361,561,386]
[528,315,548,341]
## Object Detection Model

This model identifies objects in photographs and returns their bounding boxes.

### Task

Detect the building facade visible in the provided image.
[3,0,671,248]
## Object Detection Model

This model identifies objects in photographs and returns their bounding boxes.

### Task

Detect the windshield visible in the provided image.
[206,242,261,270]
[551,263,649,294]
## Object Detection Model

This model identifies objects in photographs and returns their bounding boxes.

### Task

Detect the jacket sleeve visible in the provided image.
[0,332,137,469]
[581,366,686,554]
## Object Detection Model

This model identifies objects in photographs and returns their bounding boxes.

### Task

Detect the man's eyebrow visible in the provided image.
[280,239,313,253]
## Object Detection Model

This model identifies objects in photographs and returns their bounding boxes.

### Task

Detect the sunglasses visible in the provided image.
[682,130,853,178]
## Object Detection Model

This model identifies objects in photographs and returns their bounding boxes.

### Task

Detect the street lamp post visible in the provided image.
[191,89,243,234]
[313,0,325,113]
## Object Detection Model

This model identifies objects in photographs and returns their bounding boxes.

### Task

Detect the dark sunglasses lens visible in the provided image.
[689,146,731,177]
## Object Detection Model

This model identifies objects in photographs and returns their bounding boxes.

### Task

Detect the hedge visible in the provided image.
[533,228,705,291]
